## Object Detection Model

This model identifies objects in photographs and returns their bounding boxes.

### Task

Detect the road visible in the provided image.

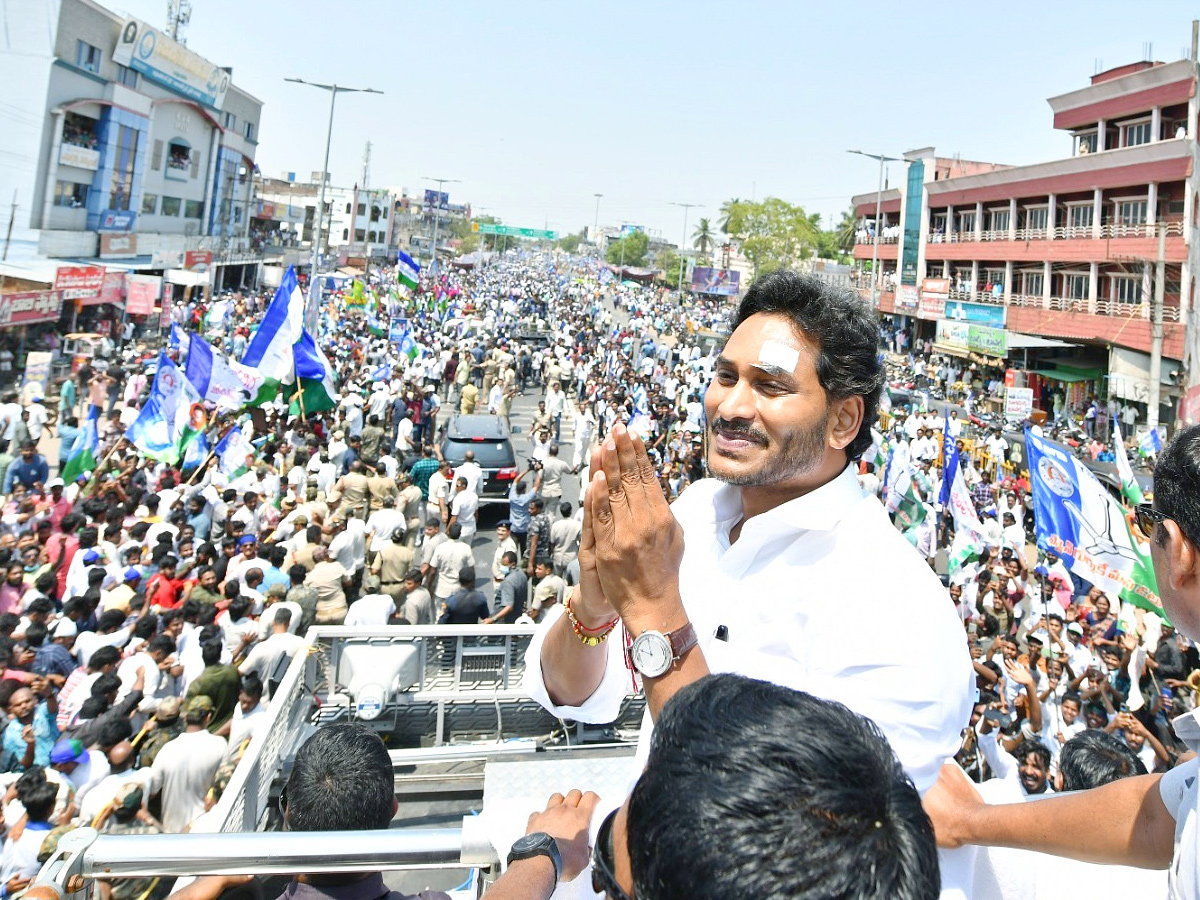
[464,384,585,584]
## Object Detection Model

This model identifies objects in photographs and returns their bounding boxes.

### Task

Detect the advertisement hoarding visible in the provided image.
[22,352,52,401]
[99,233,139,258]
[918,277,950,320]
[185,250,213,272]
[0,291,63,328]
[98,210,136,232]
[1004,387,1034,420]
[689,267,740,296]
[896,285,919,310]
[83,271,126,308]
[58,144,100,171]
[423,190,449,211]
[112,18,230,109]
[54,266,105,300]
[943,298,1006,328]
[126,275,161,316]
[936,320,1008,358]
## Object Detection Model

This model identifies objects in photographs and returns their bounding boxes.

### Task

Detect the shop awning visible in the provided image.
[1028,368,1095,383]
[932,342,970,359]
[1005,333,1072,350]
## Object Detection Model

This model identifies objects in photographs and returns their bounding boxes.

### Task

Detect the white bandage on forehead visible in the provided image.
[754,340,800,374]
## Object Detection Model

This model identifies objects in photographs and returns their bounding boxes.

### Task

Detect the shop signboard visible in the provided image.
[943,298,1006,328]
[99,233,139,258]
[112,18,230,109]
[53,266,105,300]
[22,352,52,401]
[151,249,185,269]
[83,271,126,308]
[919,277,949,320]
[185,250,213,272]
[896,285,919,311]
[126,275,161,316]
[1004,387,1034,420]
[97,210,136,232]
[690,267,740,296]
[58,144,100,171]
[936,320,1008,358]
[0,291,63,327]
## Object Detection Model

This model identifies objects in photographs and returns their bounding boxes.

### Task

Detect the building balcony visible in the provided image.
[1006,298,1184,358]
[851,241,898,261]
[1007,292,1181,321]
[924,227,1186,263]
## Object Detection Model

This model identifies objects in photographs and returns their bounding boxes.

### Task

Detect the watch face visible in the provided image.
[632,631,672,678]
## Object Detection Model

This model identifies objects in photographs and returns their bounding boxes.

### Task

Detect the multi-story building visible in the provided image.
[1,0,262,293]
[851,57,1200,429]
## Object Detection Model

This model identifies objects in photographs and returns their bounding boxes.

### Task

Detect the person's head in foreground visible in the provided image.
[1148,423,1200,640]
[596,674,939,900]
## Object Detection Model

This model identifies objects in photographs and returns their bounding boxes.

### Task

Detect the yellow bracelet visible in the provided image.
[566,594,618,646]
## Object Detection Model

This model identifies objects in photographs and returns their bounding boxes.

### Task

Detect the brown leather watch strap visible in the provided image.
[667,621,698,664]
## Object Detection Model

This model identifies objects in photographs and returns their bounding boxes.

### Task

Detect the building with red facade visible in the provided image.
[851,58,1200,428]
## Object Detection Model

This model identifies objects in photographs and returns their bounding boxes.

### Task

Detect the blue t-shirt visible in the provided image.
[508,486,534,533]
[2,702,59,770]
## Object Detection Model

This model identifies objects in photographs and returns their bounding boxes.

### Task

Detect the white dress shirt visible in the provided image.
[525,464,973,793]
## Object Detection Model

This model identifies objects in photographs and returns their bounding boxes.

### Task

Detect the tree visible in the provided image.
[655,247,686,287]
[692,218,716,263]
[721,197,820,278]
[719,198,741,235]
[557,230,584,254]
[835,206,858,255]
[605,230,649,268]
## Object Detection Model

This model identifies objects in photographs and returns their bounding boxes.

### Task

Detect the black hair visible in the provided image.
[90,672,121,699]
[28,597,54,618]
[627,674,938,900]
[732,271,883,460]
[16,769,56,823]
[96,716,132,749]
[132,615,158,640]
[146,634,176,657]
[1012,738,1051,771]
[447,523,462,540]
[1153,424,1200,550]
[457,568,476,588]
[272,607,292,628]
[1060,730,1148,791]
[240,671,264,701]
[283,723,394,832]
[289,564,308,583]
[201,638,223,667]
[88,645,121,670]
[23,622,47,649]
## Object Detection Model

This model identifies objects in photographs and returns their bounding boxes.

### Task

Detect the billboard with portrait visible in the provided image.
[690,266,740,296]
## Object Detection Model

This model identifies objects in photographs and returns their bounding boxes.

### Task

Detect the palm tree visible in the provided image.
[836,206,858,254]
[692,218,716,262]
[719,198,741,235]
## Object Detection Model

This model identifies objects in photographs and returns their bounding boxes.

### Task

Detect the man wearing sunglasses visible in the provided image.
[925,424,1200,899]
[484,675,939,900]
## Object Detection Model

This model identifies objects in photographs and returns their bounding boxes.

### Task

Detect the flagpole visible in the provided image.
[83,438,127,496]
[296,384,308,422]
[186,448,218,485]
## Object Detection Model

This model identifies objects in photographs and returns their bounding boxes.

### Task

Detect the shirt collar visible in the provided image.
[708,463,866,538]
[1173,708,1200,750]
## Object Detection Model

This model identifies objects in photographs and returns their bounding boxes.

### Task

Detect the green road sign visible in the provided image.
[472,222,558,239]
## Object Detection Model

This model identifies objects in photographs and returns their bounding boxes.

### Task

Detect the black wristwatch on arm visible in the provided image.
[507,831,562,885]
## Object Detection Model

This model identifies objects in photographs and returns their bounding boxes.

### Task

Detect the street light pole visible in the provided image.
[423,177,460,276]
[285,77,383,335]
[670,202,702,294]
[593,193,603,244]
[847,149,901,308]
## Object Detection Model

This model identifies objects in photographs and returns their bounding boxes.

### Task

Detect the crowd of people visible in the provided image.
[0,250,1195,898]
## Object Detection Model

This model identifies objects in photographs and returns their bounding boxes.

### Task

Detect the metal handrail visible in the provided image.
[38,827,467,884]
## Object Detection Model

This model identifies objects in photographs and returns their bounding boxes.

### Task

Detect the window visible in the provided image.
[355,228,366,241]
[342,228,349,240]
[115,64,138,88]
[982,269,1005,291]
[356,203,366,216]
[1025,207,1048,231]
[184,200,203,219]
[369,206,381,222]
[141,193,158,215]
[161,196,182,216]
[1020,272,1044,296]
[62,112,98,150]
[109,125,138,211]
[53,181,89,208]
[1076,132,1098,155]
[1123,120,1152,147]
[1115,199,1148,225]
[76,40,101,74]
[955,211,975,233]
[985,209,1009,233]
[345,203,352,214]
[1067,204,1093,229]
[1112,276,1142,304]
[223,111,237,131]
[368,231,377,242]
[165,141,191,179]
[1064,273,1089,300]
[244,121,255,142]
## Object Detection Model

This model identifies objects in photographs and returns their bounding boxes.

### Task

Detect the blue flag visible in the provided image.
[1139,429,1163,456]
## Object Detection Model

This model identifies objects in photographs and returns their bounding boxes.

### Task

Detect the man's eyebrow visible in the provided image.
[714,355,796,381]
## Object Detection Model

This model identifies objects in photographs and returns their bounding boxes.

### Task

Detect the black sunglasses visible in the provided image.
[591,808,632,900]
[1135,503,1172,540]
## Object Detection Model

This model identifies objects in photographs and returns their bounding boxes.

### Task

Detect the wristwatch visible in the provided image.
[628,622,698,679]
[507,832,562,885]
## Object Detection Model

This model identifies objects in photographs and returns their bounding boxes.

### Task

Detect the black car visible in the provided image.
[440,414,519,505]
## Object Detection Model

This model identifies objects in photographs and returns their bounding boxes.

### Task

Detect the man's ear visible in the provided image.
[1163,520,1197,592]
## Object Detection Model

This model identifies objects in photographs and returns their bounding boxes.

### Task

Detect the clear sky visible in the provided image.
[80,1,1200,242]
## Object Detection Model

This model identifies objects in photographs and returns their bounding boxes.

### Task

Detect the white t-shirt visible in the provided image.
[450,489,479,539]
[344,593,396,627]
